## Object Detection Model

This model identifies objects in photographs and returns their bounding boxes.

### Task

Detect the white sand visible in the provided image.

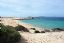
[19,31,64,43]
[1,18,18,27]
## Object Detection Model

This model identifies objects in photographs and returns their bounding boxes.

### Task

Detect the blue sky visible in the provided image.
[0,0,64,17]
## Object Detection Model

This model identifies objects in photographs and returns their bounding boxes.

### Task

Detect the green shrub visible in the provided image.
[0,24,21,43]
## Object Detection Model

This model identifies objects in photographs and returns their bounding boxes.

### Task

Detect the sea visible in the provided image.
[21,17,64,29]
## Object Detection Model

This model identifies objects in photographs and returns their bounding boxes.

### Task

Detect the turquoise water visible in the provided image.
[20,17,64,29]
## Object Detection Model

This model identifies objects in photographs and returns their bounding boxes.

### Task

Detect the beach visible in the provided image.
[1,18,64,43]
[19,31,64,43]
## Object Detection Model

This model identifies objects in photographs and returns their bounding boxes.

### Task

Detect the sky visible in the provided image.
[0,0,64,17]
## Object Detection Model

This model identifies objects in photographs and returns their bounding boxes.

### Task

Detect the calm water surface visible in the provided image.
[20,17,64,29]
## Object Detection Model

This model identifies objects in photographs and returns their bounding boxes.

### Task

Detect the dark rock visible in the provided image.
[35,30,40,33]
[44,29,50,32]
[41,31,45,33]
[0,16,1,18]
[15,25,29,32]
[52,28,64,32]
[31,28,36,30]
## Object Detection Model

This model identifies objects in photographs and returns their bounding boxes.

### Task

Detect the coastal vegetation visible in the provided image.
[0,24,21,43]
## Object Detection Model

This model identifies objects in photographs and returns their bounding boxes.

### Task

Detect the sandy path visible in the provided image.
[19,32,64,43]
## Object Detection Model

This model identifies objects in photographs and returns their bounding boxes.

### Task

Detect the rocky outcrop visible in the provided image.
[51,28,64,32]
[15,25,29,32]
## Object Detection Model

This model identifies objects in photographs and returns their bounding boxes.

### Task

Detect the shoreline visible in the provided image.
[17,20,64,32]
[18,20,43,29]
[16,20,45,33]
[2,18,64,33]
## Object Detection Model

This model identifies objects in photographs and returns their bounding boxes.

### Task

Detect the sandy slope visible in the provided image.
[19,32,64,43]
[1,18,18,27]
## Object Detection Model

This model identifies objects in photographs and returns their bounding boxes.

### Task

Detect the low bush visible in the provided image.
[0,24,21,43]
